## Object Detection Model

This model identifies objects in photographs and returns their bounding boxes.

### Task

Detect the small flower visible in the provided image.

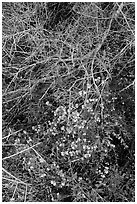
[104,169,109,174]
[46,101,50,105]
[61,126,65,131]
[51,180,56,186]
[57,193,60,198]
[87,146,90,150]
[84,153,91,158]
[56,165,60,169]
[10,198,15,202]
[83,145,86,150]
[65,151,69,156]
[87,83,91,89]
[81,193,86,198]
[54,106,66,118]
[30,166,34,170]
[75,103,79,108]
[53,162,56,166]
[40,173,46,178]
[78,177,82,181]
[69,151,75,156]
[23,130,27,134]
[61,181,65,186]
[66,127,73,134]
[27,161,31,165]
[93,145,97,150]
[71,141,77,149]
[61,152,65,156]
[77,138,81,142]
[39,158,45,163]
[78,91,83,96]
[59,143,64,147]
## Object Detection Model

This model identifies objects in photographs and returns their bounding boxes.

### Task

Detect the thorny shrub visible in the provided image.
[2,2,135,202]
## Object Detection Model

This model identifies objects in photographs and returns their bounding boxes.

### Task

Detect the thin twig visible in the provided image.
[2,142,41,160]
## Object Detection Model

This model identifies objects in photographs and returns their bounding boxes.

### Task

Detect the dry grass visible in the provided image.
[2,2,135,202]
